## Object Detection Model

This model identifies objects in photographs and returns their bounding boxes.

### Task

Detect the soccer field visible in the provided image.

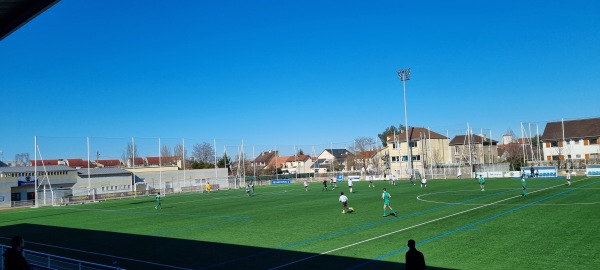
[1,176,599,269]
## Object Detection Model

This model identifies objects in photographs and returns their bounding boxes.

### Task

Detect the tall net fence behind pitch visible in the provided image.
[143,177,233,194]
[421,165,471,180]
[35,189,71,206]
[473,163,510,173]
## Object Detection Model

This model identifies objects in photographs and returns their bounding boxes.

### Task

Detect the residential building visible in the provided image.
[266,155,293,173]
[311,158,330,174]
[385,127,450,178]
[145,156,179,167]
[283,154,314,174]
[126,157,145,168]
[65,159,90,168]
[355,149,380,174]
[449,133,498,165]
[541,118,600,163]
[312,149,354,173]
[95,159,122,167]
[252,151,278,171]
[0,165,79,208]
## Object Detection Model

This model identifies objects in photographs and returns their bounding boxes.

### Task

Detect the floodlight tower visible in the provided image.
[397,68,412,178]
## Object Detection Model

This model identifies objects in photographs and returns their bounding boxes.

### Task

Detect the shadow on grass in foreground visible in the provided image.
[1,224,455,270]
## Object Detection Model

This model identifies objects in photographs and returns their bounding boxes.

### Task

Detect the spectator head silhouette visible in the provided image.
[10,236,24,250]
[408,239,416,248]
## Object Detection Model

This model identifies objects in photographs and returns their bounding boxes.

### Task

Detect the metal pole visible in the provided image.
[87,137,90,196]
[398,68,411,178]
[182,138,186,187]
[159,138,162,194]
[34,136,38,208]
[132,137,136,193]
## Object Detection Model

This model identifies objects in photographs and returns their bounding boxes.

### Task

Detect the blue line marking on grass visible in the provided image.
[201,179,559,269]
[347,179,600,269]
[278,179,558,250]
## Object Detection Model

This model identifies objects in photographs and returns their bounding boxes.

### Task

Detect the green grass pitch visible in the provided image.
[1,176,599,269]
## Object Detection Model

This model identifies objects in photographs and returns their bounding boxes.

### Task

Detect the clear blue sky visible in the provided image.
[1,0,599,161]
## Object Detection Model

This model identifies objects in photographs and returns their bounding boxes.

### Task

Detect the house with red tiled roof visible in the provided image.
[515,138,529,144]
[267,155,293,173]
[126,157,145,168]
[355,149,381,174]
[542,117,600,162]
[252,151,278,171]
[146,157,161,166]
[95,159,122,167]
[30,159,61,166]
[65,159,90,168]
[145,156,179,167]
[283,154,314,174]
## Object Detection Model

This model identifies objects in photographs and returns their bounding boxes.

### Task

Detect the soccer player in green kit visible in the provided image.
[382,188,397,217]
[479,174,485,191]
[521,174,527,197]
[155,191,162,209]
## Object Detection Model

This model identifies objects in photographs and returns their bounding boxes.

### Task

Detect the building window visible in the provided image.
[576,154,581,158]
[552,155,560,161]
[454,146,459,154]
[412,155,421,161]
[550,141,559,147]
[409,141,417,147]
[392,143,398,149]
[574,139,580,144]
[590,138,598,145]
[392,156,400,162]
[402,156,408,161]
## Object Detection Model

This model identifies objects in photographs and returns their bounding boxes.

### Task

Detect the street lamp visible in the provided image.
[397,68,411,178]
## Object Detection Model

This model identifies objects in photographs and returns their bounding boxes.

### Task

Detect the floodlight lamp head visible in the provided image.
[397,68,411,81]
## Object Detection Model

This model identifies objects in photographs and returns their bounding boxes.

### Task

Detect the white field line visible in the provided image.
[0,191,284,270]
[48,189,287,213]
[269,178,589,269]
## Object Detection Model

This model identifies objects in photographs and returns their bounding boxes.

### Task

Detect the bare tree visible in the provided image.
[503,143,524,171]
[174,143,185,160]
[430,148,445,165]
[14,153,30,166]
[349,137,377,153]
[121,142,139,164]
[349,137,377,172]
[192,142,215,164]
[160,144,172,165]
[230,151,248,177]
[552,143,569,170]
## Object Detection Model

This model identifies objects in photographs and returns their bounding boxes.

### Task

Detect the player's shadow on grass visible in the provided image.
[1,224,454,270]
